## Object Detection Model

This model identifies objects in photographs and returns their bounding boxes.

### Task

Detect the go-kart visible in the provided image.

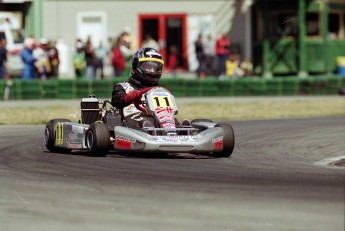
[44,87,235,157]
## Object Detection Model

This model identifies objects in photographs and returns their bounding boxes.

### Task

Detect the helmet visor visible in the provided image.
[138,61,163,75]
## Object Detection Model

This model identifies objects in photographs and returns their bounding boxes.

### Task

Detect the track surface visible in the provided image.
[0,117,344,231]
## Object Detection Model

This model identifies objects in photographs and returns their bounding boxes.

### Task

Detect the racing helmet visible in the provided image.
[130,47,164,87]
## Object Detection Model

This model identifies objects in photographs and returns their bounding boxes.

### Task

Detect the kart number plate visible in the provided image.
[150,95,174,110]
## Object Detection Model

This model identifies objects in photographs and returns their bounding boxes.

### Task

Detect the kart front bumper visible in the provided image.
[113,126,224,154]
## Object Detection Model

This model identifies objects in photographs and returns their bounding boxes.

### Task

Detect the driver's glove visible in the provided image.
[123,89,142,105]
[123,87,155,105]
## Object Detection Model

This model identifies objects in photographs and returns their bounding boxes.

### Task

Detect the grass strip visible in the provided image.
[0,98,344,125]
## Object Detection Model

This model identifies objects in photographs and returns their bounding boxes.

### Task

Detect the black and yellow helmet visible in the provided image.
[130,47,164,87]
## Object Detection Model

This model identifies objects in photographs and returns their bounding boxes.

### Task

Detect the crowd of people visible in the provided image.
[73,28,138,80]
[0,28,254,81]
[73,37,109,80]
[0,36,61,80]
[194,32,253,79]
[20,37,60,80]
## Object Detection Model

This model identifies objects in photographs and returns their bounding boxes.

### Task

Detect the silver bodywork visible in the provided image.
[52,121,224,154]
[113,125,224,153]
[53,122,89,150]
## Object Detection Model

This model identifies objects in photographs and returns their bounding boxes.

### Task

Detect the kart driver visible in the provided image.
[111,47,164,129]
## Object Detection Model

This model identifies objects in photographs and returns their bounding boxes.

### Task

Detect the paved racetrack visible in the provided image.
[0,117,344,231]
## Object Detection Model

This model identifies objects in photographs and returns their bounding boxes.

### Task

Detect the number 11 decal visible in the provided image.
[153,97,170,107]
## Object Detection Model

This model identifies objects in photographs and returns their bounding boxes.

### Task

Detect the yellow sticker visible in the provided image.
[151,95,173,110]
[55,123,64,145]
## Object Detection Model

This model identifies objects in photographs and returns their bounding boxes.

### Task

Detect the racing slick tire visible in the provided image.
[44,119,72,154]
[86,122,109,156]
[214,123,235,157]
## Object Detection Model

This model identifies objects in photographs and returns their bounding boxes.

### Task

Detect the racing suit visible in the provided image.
[111,78,155,129]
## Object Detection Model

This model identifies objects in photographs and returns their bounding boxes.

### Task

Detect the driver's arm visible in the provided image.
[112,84,152,109]
[111,84,128,109]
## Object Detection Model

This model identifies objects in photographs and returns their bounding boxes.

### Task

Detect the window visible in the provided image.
[306,13,319,36]
[269,12,298,39]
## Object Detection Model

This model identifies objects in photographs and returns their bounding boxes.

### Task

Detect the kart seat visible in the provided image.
[80,97,101,124]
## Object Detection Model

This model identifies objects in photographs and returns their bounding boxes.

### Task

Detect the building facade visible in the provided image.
[0,0,252,77]
[2,0,345,77]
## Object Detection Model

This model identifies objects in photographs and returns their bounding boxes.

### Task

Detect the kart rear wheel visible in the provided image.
[86,123,109,156]
[44,119,72,154]
[214,123,235,157]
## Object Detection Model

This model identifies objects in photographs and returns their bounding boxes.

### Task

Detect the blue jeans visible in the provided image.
[0,66,7,79]
[85,66,96,80]
[217,54,227,76]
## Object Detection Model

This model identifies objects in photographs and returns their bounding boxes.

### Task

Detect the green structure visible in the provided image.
[25,0,44,39]
[252,0,345,77]
[0,0,43,39]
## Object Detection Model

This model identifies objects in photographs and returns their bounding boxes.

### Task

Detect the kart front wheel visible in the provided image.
[214,123,235,157]
[44,119,72,154]
[86,123,109,156]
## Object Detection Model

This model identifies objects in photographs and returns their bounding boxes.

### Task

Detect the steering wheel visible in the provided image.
[134,100,148,113]
[133,87,156,113]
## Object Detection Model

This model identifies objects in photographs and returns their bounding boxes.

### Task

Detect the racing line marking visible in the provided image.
[15,191,29,204]
[313,155,345,170]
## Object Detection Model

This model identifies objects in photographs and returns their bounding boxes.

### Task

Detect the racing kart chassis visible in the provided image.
[44,87,235,157]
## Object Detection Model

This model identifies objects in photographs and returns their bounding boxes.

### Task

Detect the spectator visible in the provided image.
[122,27,137,54]
[84,36,97,80]
[203,34,216,76]
[112,35,126,77]
[167,45,179,78]
[73,38,86,78]
[240,58,253,77]
[142,34,159,51]
[225,56,243,79]
[119,32,133,77]
[95,41,108,79]
[33,38,51,80]
[47,38,60,77]
[215,32,230,77]
[0,37,8,80]
[21,37,36,80]
[194,34,205,78]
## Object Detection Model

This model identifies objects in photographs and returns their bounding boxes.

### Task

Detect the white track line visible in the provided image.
[313,156,345,169]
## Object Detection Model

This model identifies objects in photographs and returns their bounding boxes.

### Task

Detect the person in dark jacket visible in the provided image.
[194,34,205,78]
[111,47,164,129]
[84,36,96,80]
[0,37,8,79]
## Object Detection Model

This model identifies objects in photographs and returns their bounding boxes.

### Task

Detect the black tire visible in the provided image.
[44,119,72,154]
[86,123,109,156]
[339,87,345,95]
[214,123,235,157]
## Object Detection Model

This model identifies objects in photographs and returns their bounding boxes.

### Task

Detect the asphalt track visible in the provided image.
[0,117,344,231]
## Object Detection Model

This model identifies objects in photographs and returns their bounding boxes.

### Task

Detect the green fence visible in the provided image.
[0,75,344,100]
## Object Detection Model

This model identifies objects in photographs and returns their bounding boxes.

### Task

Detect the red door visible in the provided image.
[138,14,187,70]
